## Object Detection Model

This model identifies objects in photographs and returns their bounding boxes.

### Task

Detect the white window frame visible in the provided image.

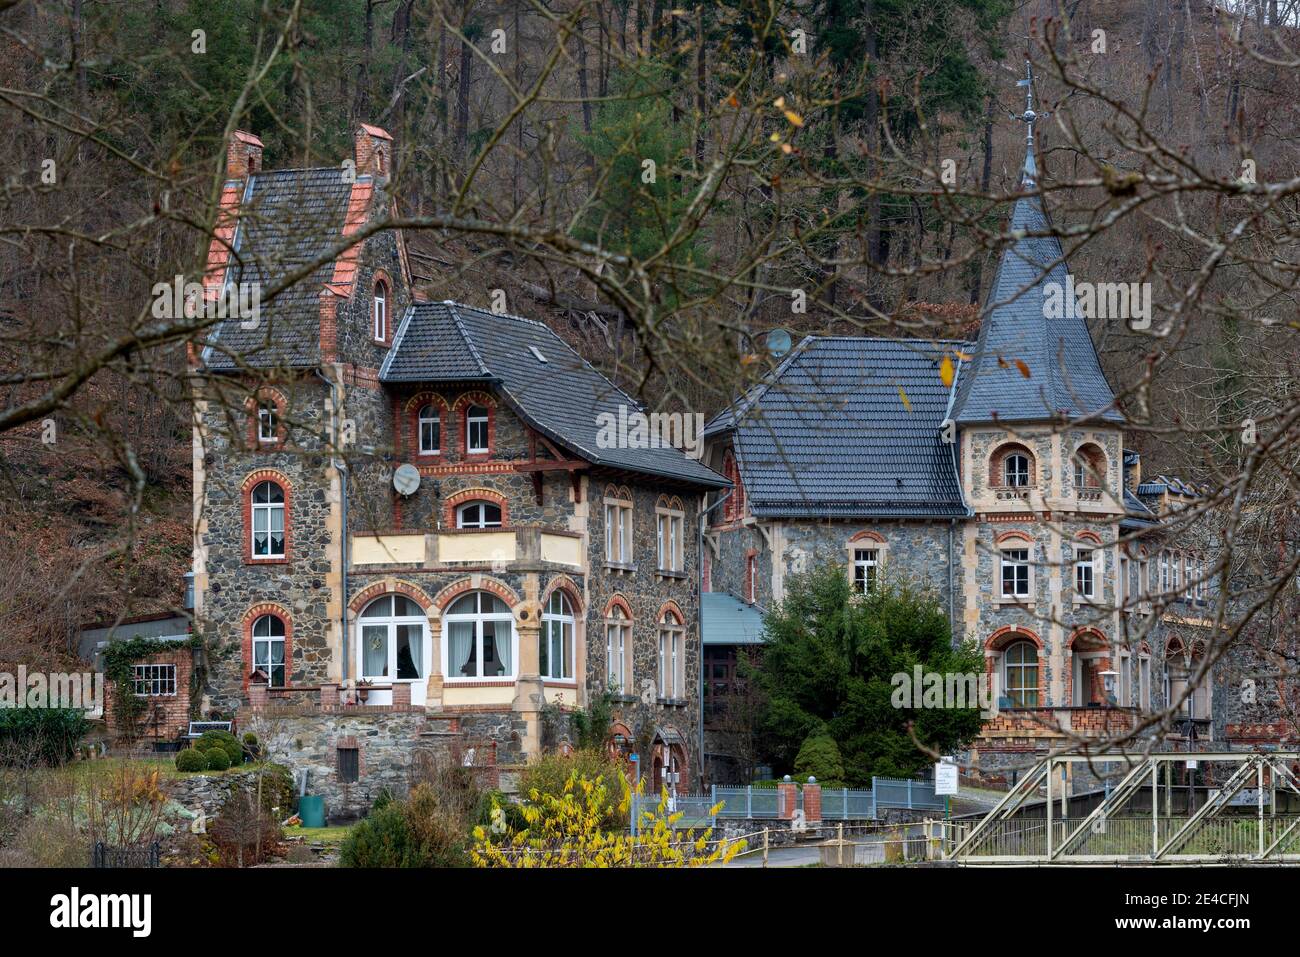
[442,591,515,682]
[358,594,429,683]
[605,606,630,693]
[373,281,387,340]
[1074,547,1095,600]
[604,495,633,565]
[540,591,574,681]
[1118,650,1132,707]
[251,480,285,559]
[657,611,684,699]
[852,548,879,594]
[1004,453,1030,487]
[1001,641,1039,708]
[257,401,279,444]
[656,507,684,573]
[466,404,490,454]
[456,500,502,529]
[1000,546,1031,599]
[746,553,758,603]
[418,405,440,455]
[132,663,177,697]
[251,614,286,688]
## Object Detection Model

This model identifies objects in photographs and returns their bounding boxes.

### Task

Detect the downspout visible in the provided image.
[697,484,733,789]
[317,368,350,686]
[943,355,974,647]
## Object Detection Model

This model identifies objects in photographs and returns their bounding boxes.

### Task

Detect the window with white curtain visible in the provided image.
[466,405,490,453]
[251,480,285,558]
[605,497,633,564]
[444,591,513,680]
[252,614,286,687]
[418,405,440,454]
[656,508,684,572]
[359,594,427,681]
[540,590,574,681]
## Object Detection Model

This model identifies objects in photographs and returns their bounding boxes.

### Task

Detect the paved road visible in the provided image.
[721,824,932,867]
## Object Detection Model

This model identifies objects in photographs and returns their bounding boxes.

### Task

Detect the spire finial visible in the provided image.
[1014,60,1048,184]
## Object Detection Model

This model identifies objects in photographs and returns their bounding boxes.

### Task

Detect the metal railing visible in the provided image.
[639,777,938,827]
[957,815,1300,860]
[91,841,161,868]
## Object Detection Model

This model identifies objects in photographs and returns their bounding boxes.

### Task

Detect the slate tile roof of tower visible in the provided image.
[201,167,355,370]
[704,336,971,518]
[950,148,1125,426]
[382,301,728,488]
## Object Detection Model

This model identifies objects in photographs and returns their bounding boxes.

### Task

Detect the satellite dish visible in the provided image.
[393,463,421,497]
[767,328,792,357]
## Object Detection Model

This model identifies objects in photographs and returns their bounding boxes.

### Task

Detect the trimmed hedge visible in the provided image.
[0,709,89,766]
[205,747,231,771]
[175,748,208,772]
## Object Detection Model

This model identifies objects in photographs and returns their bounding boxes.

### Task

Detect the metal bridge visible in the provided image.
[947,751,1300,864]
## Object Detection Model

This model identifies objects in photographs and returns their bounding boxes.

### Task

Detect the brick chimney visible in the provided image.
[227,130,264,179]
[354,123,393,182]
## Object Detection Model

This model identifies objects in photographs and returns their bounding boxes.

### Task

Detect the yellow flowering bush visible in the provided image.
[471,771,744,868]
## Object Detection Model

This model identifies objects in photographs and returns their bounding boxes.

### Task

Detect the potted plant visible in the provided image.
[356,679,373,704]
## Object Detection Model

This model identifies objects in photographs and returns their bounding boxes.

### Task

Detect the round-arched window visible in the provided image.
[1004,453,1030,488]
[541,590,574,681]
[445,591,514,679]
[456,500,502,528]
[251,614,286,687]
[359,594,426,681]
[1002,640,1039,707]
[251,481,285,558]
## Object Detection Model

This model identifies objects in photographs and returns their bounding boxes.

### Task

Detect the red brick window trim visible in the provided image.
[241,469,292,565]
[722,448,746,522]
[372,271,393,345]
[405,393,448,460]
[246,387,288,451]
[444,487,509,529]
[241,603,293,694]
[454,391,497,459]
[1072,442,1107,489]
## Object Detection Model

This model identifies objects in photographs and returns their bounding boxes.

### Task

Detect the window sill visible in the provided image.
[604,561,637,574]
[656,569,688,580]
[609,693,638,705]
[994,596,1034,608]
[247,556,289,565]
[656,697,688,708]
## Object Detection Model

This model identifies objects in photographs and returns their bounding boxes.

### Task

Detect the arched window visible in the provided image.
[466,404,490,454]
[251,481,285,558]
[359,594,426,681]
[657,608,683,699]
[1004,453,1030,487]
[605,603,630,693]
[418,405,440,455]
[1003,640,1039,707]
[373,280,388,341]
[1073,443,1106,490]
[445,591,514,679]
[251,614,286,687]
[456,500,502,528]
[541,590,574,681]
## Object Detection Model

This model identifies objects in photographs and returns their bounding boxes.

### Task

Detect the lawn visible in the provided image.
[284,825,352,843]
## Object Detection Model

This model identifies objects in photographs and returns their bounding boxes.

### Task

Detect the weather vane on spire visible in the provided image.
[1012,60,1049,183]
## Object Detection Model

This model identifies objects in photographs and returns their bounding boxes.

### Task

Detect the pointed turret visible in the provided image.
[950,64,1123,426]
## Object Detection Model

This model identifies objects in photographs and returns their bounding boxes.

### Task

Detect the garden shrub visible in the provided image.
[209,790,281,867]
[341,783,477,867]
[793,731,846,787]
[204,747,231,772]
[520,749,628,826]
[175,748,208,772]
[0,709,89,766]
[198,730,243,766]
[251,763,295,818]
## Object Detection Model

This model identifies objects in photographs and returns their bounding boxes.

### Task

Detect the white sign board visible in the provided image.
[934,758,959,796]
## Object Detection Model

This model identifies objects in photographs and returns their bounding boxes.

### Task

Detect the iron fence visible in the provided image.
[635,777,937,827]
[91,841,161,868]
[958,815,1300,859]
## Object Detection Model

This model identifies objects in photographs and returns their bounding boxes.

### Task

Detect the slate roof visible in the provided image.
[951,146,1124,425]
[381,301,727,489]
[701,592,766,646]
[705,336,971,518]
[201,168,355,370]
